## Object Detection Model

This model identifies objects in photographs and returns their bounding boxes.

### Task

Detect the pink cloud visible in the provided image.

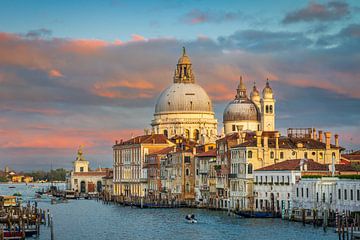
[131,34,146,42]
[48,69,63,78]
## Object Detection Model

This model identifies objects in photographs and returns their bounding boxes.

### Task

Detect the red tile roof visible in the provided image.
[73,171,108,177]
[116,134,169,146]
[149,146,175,155]
[342,154,360,161]
[256,159,327,171]
[233,136,340,150]
[196,149,217,157]
[255,159,359,173]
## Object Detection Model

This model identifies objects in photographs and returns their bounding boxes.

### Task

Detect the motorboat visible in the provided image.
[185,214,197,223]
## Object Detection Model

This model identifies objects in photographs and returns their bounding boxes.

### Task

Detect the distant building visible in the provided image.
[23,176,33,183]
[67,146,109,193]
[113,134,175,197]
[11,175,24,183]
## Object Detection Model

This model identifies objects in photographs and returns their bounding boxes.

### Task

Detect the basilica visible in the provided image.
[151,47,275,141]
[112,47,343,202]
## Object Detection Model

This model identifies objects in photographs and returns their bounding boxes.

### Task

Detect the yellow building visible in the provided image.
[11,175,23,183]
[23,176,33,183]
[113,134,175,197]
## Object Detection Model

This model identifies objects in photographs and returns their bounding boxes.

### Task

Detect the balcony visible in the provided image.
[216,183,224,189]
[228,173,237,179]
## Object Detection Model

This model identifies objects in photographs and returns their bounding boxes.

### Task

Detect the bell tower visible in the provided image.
[261,79,275,131]
[73,146,89,173]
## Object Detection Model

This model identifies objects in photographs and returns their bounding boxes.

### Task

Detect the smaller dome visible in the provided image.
[223,77,261,122]
[263,78,273,99]
[223,99,261,122]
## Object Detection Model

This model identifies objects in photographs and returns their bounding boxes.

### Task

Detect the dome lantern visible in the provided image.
[174,47,195,84]
[262,78,274,99]
[236,76,247,99]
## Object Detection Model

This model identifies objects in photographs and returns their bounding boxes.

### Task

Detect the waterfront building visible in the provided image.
[194,148,217,205]
[113,134,174,197]
[102,169,113,197]
[293,176,360,213]
[229,145,254,211]
[145,146,175,199]
[252,159,324,214]
[161,144,196,202]
[223,78,275,135]
[230,128,342,171]
[67,146,109,193]
[151,48,218,144]
[214,132,252,209]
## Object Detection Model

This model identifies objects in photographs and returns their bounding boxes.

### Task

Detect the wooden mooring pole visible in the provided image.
[50,214,54,240]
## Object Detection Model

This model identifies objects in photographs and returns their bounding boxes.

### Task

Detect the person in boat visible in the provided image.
[185,214,196,221]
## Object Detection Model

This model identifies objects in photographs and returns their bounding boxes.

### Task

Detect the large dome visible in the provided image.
[155,83,213,114]
[223,98,260,122]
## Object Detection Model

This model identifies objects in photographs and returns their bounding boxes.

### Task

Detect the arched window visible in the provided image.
[97,181,102,193]
[266,105,269,113]
[80,181,86,193]
[185,129,190,139]
[270,151,274,158]
[248,164,253,174]
[248,151,253,159]
[304,152,308,159]
[186,182,190,192]
[163,130,168,138]
[186,168,190,176]
[270,105,273,113]
[193,129,200,141]
[190,101,193,110]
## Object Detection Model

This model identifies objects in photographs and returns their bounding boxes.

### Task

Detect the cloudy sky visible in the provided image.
[0,0,359,170]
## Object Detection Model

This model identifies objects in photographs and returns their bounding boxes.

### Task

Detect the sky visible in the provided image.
[0,0,359,170]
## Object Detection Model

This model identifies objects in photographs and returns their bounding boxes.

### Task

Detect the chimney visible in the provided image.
[325,132,331,150]
[256,131,262,148]
[120,139,123,144]
[335,134,339,147]
[241,132,246,143]
[318,130,323,142]
[115,140,118,145]
[263,136,268,149]
[275,132,280,149]
[312,128,316,140]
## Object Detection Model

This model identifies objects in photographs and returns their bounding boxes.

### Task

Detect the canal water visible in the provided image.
[0,183,338,240]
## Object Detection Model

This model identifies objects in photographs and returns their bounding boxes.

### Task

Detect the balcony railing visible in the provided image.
[228,173,237,179]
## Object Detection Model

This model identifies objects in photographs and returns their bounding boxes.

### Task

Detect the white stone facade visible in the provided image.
[293,177,360,212]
